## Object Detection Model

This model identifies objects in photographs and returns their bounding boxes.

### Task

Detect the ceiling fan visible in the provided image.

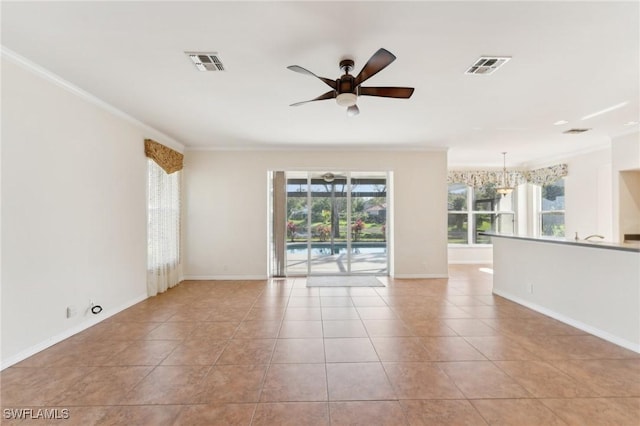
[287,48,414,116]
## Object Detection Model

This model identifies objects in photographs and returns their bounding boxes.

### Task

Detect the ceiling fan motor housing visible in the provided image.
[336,61,357,106]
[338,59,357,96]
[338,74,356,95]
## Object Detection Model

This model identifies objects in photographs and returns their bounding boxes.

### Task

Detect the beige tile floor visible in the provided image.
[2,265,639,425]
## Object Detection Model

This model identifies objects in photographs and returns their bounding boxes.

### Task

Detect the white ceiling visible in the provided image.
[2,1,638,167]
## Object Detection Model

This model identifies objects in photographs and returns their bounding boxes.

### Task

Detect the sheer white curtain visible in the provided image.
[147,158,182,296]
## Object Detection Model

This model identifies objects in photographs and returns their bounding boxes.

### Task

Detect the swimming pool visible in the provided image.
[286,242,387,255]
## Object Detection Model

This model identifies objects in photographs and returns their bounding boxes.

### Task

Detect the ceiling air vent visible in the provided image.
[465,56,511,75]
[186,52,225,71]
[563,128,592,134]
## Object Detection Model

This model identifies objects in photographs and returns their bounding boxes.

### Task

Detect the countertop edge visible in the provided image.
[481,233,640,253]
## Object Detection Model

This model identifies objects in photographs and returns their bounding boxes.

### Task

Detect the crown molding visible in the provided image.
[185,144,449,153]
[1,46,185,153]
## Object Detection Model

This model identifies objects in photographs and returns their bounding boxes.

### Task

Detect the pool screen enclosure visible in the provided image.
[274,171,389,276]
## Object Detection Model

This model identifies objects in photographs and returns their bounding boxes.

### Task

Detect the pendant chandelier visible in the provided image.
[496,152,514,196]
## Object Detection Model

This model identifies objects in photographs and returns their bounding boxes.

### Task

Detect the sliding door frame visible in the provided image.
[270,170,390,277]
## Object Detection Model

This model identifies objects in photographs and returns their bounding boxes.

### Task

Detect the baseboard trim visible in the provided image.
[0,293,148,370]
[182,275,268,281]
[492,289,640,353]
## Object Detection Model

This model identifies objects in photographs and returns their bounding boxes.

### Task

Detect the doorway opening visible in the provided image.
[272,171,389,276]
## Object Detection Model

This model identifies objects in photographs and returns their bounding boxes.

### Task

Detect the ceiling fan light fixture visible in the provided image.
[322,173,335,183]
[346,105,360,117]
[336,92,357,107]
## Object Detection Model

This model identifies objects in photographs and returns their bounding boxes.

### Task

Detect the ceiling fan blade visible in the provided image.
[359,86,415,98]
[290,90,337,107]
[287,65,337,90]
[353,48,396,87]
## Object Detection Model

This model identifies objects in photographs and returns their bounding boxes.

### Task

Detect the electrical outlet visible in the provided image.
[528,283,534,294]
[66,306,77,318]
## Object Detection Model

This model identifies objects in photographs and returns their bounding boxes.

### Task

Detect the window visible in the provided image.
[448,183,469,244]
[539,178,565,237]
[147,159,181,295]
[448,183,516,244]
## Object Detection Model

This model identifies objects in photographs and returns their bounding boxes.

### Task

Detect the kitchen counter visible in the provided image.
[487,233,640,352]
[482,232,640,253]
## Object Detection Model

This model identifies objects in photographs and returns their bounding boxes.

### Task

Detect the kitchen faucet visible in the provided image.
[574,232,605,241]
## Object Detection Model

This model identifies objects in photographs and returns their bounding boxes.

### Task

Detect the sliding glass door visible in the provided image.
[349,173,388,274]
[284,172,309,275]
[308,172,347,275]
[282,171,388,276]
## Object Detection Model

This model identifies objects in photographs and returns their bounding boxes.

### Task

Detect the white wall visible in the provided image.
[492,236,640,352]
[1,56,178,367]
[563,147,613,240]
[447,246,492,264]
[612,131,640,241]
[612,131,640,171]
[528,137,640,244]
[183,150,448,279]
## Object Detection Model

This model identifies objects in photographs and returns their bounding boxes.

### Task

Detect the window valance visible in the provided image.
[448,164,567,188]
[144,139,184,174]
[523,164,568,186]
[447,170,526,188]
